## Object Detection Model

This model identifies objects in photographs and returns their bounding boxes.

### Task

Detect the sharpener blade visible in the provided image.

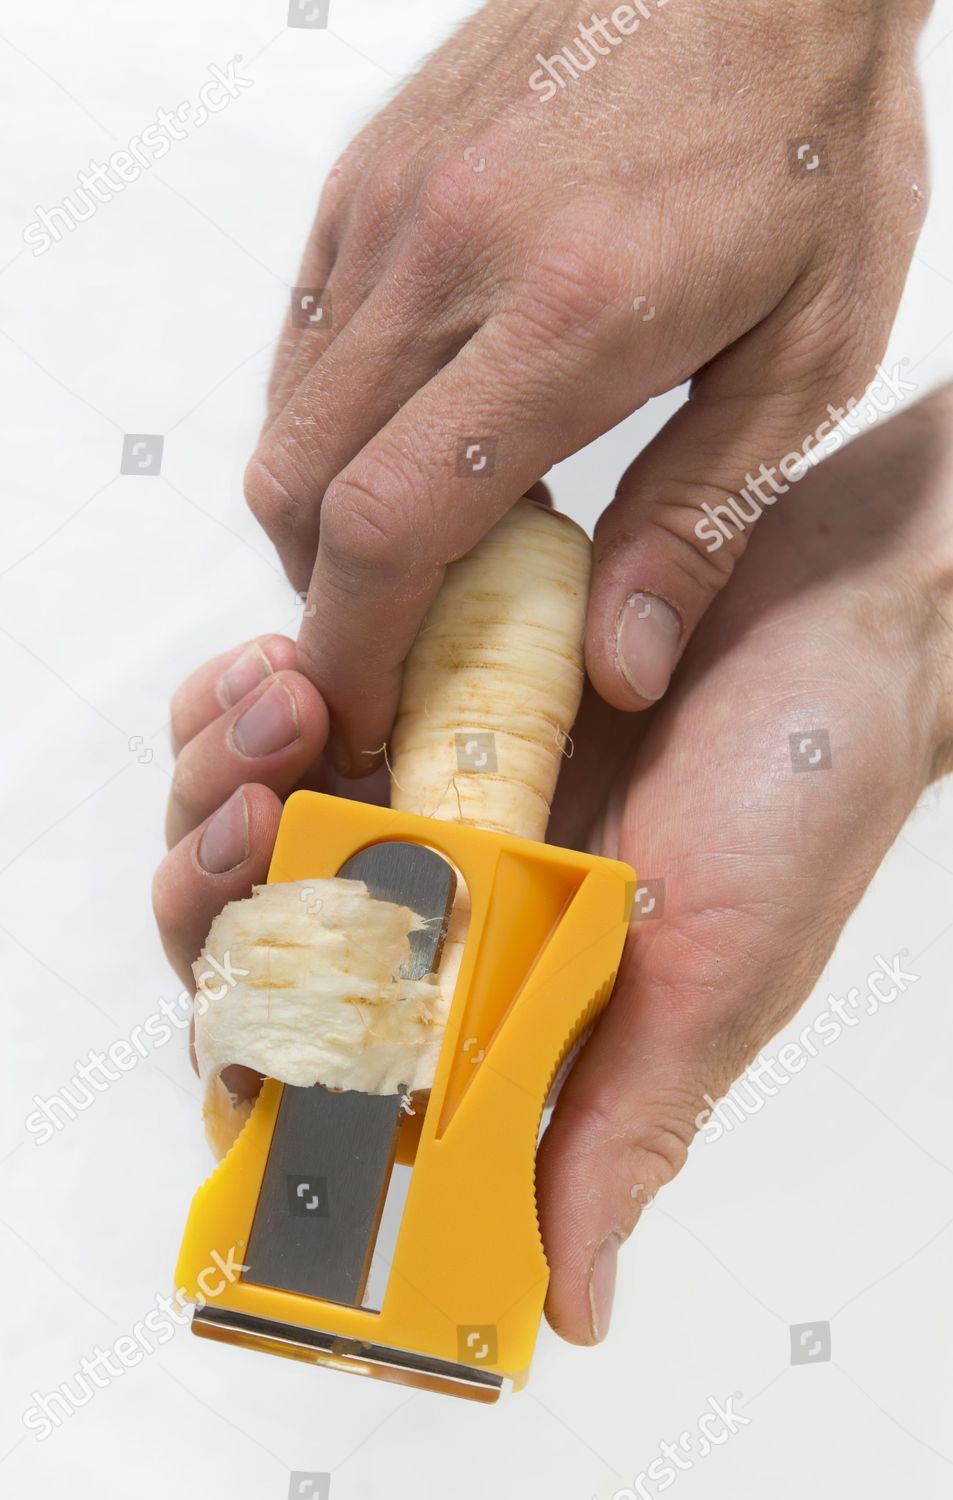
[242,841,456,1308]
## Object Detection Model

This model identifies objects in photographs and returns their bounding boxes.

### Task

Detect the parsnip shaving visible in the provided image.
[194,878,455,1155]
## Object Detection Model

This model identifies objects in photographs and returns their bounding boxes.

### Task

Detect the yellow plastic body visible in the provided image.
[176,791,634,1394]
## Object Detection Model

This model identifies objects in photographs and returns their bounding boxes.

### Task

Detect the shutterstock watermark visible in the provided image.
[694,361,918,554]
[604,1393,749,1499]
[23,58,253,256]
[529,2,670,102]
[695,950,919,1143]
[25,952,246,1145]
[21,1243,247,1441]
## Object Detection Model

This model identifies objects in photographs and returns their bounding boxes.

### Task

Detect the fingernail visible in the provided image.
[588,1232,621,1343]
[231,681,299,758]
[198,790,249,874]
[326,729,355,777]
[616,593,682,702]
[327,728,381,778]
[219,643,272,707]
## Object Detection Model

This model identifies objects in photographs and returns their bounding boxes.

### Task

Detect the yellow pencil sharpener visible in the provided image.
[175,791,634,1402]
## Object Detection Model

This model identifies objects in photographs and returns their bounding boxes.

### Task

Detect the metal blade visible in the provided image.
[191,1305,503,1402]
[242,842,456,1308]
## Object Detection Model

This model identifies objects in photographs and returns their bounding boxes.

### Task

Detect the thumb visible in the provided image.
[585,309,882,710]
[536,828,866,1345]
[535,865,840,1345]
[534,937,709,1346]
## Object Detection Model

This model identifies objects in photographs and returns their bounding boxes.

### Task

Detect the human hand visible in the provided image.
[245,0,930,772]
[536,383,953,1341]
[157,386,953,1344]
[153,631,386,1094]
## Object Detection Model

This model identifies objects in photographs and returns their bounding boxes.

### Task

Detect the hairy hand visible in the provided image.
[246,0,930,770]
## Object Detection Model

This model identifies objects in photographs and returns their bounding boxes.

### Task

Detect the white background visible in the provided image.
[2,2,953,1496]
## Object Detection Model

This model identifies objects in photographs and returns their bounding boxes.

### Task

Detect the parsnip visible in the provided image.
[194,500,591,1154]
[390,500,591,841]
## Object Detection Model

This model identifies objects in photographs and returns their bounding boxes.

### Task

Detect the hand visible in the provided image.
[537,383,953,1340]
[157,386,953,1343]
[245,0,930,772]
[153,634,391,1088]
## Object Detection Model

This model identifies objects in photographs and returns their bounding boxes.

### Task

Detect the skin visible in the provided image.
[244,0,932,772]
[155,387,953,1344]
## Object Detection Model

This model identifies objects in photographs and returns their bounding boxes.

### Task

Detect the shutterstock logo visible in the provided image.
[23,59,254,256]
[529,2,671,102]
[22,1244,247,1441]
[693,362,918,554]
[695,949,919,1143]
[607,1392,750,1498]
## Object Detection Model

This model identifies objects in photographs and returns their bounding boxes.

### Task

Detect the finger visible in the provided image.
[536,941,701,1346]
[246,277,472,594]
[166,669,329,847]
[294,316,628,771]
[153,783,282,991]
[268,243,389,430]
[170,634,297,755]
[536,868,833,1346]
[266,164,349,421]
[586,287,889,711]
[267,133,428,424]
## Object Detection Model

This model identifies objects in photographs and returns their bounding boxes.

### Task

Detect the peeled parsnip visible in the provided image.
[194,500,591,1154]
[390,500,591,841]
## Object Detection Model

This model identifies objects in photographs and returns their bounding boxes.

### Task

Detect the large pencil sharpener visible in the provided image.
[176,791,634,1402]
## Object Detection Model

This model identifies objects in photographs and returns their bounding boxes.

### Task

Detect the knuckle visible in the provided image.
[299,167,354,279]
[777,287,874,393]
[598,490,745,599]
[511,212,628,344]
[321,458,415,574]
[265,339,297,414]
[357,143,417,235]
[411,156,485,257]
[568,1092,693,1199]
[168,684,193,751]
[655,496,744,586]
[316,148,358,229]
[169,757,203,826]
[243,451,302,551]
